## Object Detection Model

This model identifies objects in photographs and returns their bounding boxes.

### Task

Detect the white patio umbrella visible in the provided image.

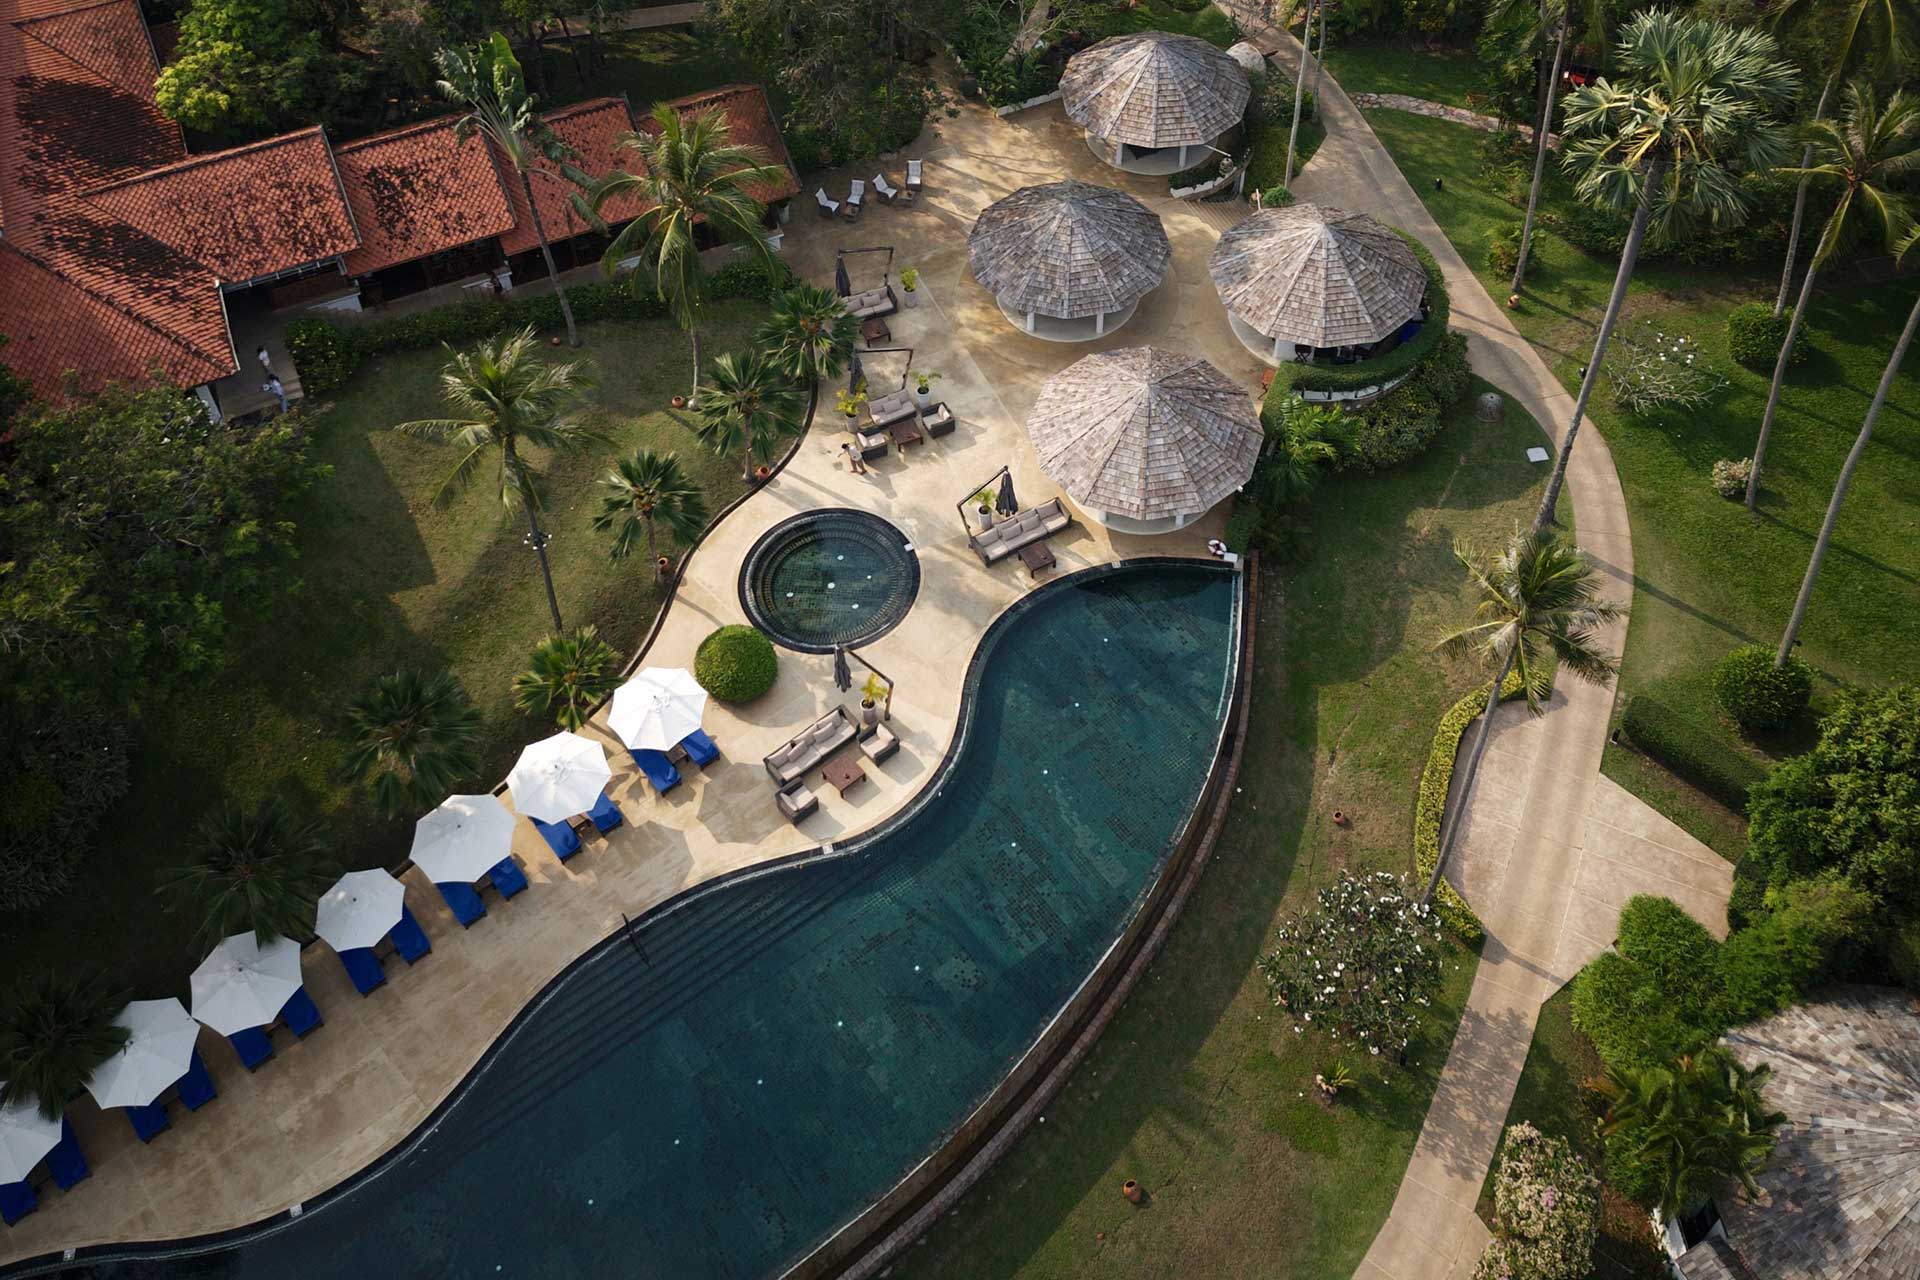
[86,999,201,1110]
[507,732,612,823]
[411,794,516,884]
[190,934,303,1036]
[608,668,707,751]
[0,1089,61,1183]
[315,869,406,952]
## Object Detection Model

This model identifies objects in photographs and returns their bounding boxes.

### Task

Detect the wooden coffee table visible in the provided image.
[887,418,924,448]
[1016,540,1056,579]
[822,756,866,795]
[861,316,891,345]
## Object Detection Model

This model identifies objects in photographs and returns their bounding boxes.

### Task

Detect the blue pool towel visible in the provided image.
[48,1119,88,1190]
[389,905,432,963]
[338,947,386,996]
[631,747,681,794]
[534,815,584,859]
[228,1026,273,1071]
[488,856,529,898]
[586,791,623,834]
[436,881,486,927]
[0,1180,35,1226]
[176,1051,218,1110]
[678,728,720,767]
[279,986,323,1038]
[126,1102,170,1143]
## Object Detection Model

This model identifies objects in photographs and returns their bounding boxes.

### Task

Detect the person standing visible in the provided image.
[840,442,867,475]
[256,345,275,377]
[263,374,288,413]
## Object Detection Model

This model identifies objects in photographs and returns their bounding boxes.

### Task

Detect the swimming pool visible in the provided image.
[738,509,921,653]
[25,561,1239,1280]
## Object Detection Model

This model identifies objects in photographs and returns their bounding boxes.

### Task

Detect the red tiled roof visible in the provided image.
[498,97,641,257]
[15,0,163,109]
[334,115,517,276]
[652,84,800,207]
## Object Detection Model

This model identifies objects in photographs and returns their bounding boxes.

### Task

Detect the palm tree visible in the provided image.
[1260,397,1349,505]
[341,670,484,818]
[1540,10,1800,532]
[1283,0,1320,191]
[693,350,806,483]
[758,282,858,432]
[1591,1049,1786,1218]
[513,625,622,731]
[394,326,597,633]
[0,972,129,1121]
[1746,84,1918,510]
[436,34,581,348]
[1426,530,1623,902]
[592,449,710,578]
[588,104,783,403]
[162,799,336,951]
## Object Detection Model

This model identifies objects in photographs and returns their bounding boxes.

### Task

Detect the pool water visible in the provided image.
[738,509,921,653]
[40,563,1237,1280]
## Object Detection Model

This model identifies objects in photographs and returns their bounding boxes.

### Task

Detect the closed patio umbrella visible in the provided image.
[0,1090,60,1183]
[190,934,303,1036]
[507,732,613,823]
[86,999,201,1111]
[833,646,853,692]
[609,668,708,751]
[315,869,406,952]
[848,349,865,395]
[411,794,516,884]
[996,470,1018,516]
[835,255,851,297]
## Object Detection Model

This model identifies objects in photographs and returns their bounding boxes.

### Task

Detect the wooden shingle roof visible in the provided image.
[1027,347,1262,522]
[1208,203,1427,348]
[1061,31,1250,149]
[967,180,1170,318]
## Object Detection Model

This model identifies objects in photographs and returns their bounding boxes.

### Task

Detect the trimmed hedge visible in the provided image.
[1619,694,1767,814]
[694,625,779,703]
[1415,670,1526,943]
[1711,644,1813,731]
[1726,301,1810,371]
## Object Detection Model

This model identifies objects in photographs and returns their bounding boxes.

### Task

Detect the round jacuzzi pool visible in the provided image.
[738,508,921,653]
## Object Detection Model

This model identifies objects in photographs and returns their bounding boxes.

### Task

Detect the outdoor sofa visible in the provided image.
[763,705,860,786]
[867,386,916,429]
[969,497,1073,566]
[842,286,897,320]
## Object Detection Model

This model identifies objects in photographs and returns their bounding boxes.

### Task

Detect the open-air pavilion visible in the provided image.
[1061,31,1250,176]
[967,180,1171,341]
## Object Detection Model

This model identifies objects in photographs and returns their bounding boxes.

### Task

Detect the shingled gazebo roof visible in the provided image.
[1027,348,1262,522]
[968,181,1171,319]
[1208,204,1428,348]
[1061,31,1250,149]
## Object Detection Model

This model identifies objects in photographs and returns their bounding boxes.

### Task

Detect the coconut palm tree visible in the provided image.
[693,350,806,483]
[1746,84,1918,510]
[0,972,129,1121]
[436,34,581,348]
[393,326,598,633]
[758,282,858,431]
[1539,10,1800,532]
[588,104,783,404]
[1426,530,1623,902]
[341,669,484,818]
[162,799,336,951]
[592,449,710,578]
[513,625,622,731]
[1591,1049,1787,1218]
[1283,0,1320,191]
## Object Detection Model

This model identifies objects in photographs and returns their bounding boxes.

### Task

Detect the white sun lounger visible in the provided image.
[815,188,840,218]
[872,172,899,203]
[844,179,865,220]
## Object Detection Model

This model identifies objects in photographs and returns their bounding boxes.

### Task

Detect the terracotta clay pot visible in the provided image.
[671,395,687,409]
[1122,1180,1144,1204]
[1332,810,1350,827]
[1507,294,1522,309]
[755,465,772,482]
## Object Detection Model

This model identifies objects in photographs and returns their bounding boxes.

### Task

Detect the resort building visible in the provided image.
[966,180,1170,341]
[1060,30,1249,176]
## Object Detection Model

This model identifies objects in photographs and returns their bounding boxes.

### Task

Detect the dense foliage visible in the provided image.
[1711,643,1813,731]
[694,624,779,702]
[161,798,337,950]
[0,971,129,1120]
[0,709,131,911]
[1726,301,1809,370]
[1620,694,1768,812]
[513,626,623,731]
[341,669,485,818]
[1474,1123,1600,1280]
[1593,1048,1785,1218]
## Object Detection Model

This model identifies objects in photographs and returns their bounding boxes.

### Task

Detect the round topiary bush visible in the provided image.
[695,625,778,702]
[1726,301,1809,371]
[1713,643,1814,731]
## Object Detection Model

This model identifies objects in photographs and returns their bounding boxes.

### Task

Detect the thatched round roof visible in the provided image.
[1208,204,1428,348]
[1062,31,1250,149]
[968,181,1171,319]
[1227,41,1267,75]
[1027,348,1262,522]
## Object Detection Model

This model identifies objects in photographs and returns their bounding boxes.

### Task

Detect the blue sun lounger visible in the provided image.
[228,1026,273,1071]
[176,1051,218,1111]
[48,1119,88,1190]
[533,815,582,861]
[679,728,720,767]
[126,1102,170,1143]
[338,948,386,996]
[0,1180,34,1225]
[631,747,681,794]
[487,856,529,898]
[586,791,623,834]
[436,881,486,927]
[279,987,323,1038]
[389,905,432,963]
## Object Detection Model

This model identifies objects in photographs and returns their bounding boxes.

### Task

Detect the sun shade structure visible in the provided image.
[1063,31,1250,175]
[190,934,303,1036]
[411,794,517,884]
[1027,348,1262,534]
[610,668,708,751]
[315,870,407,952]
[85,999,202,1111]
[1209,204,1429,365]
[0,1091,60,1183]
[507,732,613,823]
[968,181,1171,342]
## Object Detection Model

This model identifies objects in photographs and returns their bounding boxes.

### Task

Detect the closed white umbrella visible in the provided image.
[411,794,516,884]
[609,668,708,751]
[85,999,201,1110]
[507,732,612,823]
[190,934,303,1036]
[0,1089,60,1183]
[315,869,406,952]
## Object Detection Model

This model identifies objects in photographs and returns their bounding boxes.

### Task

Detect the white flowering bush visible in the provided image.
[1473,1123,1600,1280]
[1606,321,1728,416]
[1710,457,1752,500]
[1257,871,1443,1058]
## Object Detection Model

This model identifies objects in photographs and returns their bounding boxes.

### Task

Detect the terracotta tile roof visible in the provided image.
[498,97,638,257]
[335,116,517,276]
[14,0,163,109]
[651,83,799,206]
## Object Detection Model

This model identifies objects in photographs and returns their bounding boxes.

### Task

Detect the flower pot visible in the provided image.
[1332,810,1350,827]
[1121,1180,1144,1204]
[671,395,687,409]
[549,336,562,346]
[655,555,672,581]
[861,699,879,727]
[1507,293,1522,309]
[754,465,772,482]
[903,287,919,309]
[977,507,994,532]
[914,387,931,410]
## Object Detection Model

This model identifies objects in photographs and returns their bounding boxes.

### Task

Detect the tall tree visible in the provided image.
[162,799,336,951]
[588,104,783,404]
[1426,530,1622,903]
[1284,0,1320,191]
[592,450,711,577]
[393,327,597,633]
[693,350,806,482]
[1538,10,1799,532]
[513,626,622,730]
[1746,84,1918,510]
[757,283,858,432]
[1592,1049,1786,1219]
[341,669,484,818]
[0,972,129,1121]
[154,0,368,141]
[436,33,582,348]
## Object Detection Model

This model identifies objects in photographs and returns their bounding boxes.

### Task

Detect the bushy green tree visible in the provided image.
[1592,1048,1785,1218]
[513,626,622,730]
[341,670,484,818]
[162,799,337,951]
[154,0,368,140]
[0,972,129,1121]
[758,283,858,431]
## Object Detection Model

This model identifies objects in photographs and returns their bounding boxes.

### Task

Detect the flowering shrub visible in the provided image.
[1710,457,1752,499]
[1257,871,1443,1058]
[1473,1123,1600,1280]
[1605,321,1728,416]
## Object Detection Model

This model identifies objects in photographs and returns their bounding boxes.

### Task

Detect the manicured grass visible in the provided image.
[892,385,1556,1280]
[1322,36,1484,108]
[0,306,763,997]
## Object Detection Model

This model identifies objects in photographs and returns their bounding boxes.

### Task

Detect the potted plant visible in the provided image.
[859,673,889,727]
[969,485,997,532]
[835,381,868,426]
[900,266,920,308]
[912,369,942,411]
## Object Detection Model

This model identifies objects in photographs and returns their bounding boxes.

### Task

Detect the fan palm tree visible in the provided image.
[588,104,783,403]
[162,798,336,951]
[1426,530,1623,902]
[693,350,806,482]
[393,326,598,633]
[341,669,484,818]
[1746,84,1918,510]
[1540,10,1800,532]
[513,625,622,731]
[1591,1049,1787,1218]
[1259,397,1349,505]
[436,34,582,348]
[758,282,858,432]
[0,971,129,1121]
[592,449,710,577]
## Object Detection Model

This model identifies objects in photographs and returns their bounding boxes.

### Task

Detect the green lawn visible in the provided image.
[893,385,1557,1280]
[1322,36,1485,108]
[0,306,763,997]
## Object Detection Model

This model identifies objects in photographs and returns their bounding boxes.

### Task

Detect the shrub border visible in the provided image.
[1416,671,1526,943]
